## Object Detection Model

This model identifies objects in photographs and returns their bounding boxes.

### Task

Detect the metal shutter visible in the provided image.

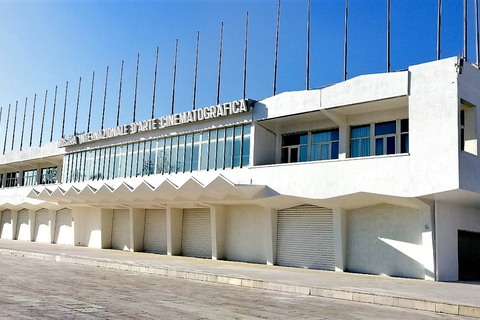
[143,209,167,254]
[0,210,12,239]
[458,230,480,281]
[111,209,130,251]
[181,208,211,259]
[34,209,50,243]
[55,209,73,245]
[276,205,334,270]
[16,209,30,241]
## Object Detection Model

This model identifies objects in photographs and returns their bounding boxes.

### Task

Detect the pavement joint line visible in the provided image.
[1,248,480,318]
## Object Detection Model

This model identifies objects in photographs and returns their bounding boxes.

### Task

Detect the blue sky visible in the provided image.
[0,0,476,152]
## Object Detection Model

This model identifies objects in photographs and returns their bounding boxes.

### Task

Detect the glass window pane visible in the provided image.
[224,128,234,169]
[177,135,185,173]
[375,138,384,155]
[156,139,164,174]
[281,148,289,163]
[241,126,250,167]
[170,137,178,173]
[290,147,299,162]
[184,134,192,172]
[361,138,370,156]
[401,134,409,153]
[351,125,370,138]
[375,121,396,136]
[208,130,217,170]
[216,129,225,169]
[164,138,171,174]
[233,126,242,168]
[331,141,339,159]
[299,145,308,162]
[192,133,201,171]
[351,139,360,157]
[321,144,329,160]
[387,136,396,154]
[401,119,409,133]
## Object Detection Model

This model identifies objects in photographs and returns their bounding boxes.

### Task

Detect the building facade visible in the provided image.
[1,57,479,281]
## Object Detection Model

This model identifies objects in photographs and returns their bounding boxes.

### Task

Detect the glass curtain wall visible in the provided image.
[63,124,251,183]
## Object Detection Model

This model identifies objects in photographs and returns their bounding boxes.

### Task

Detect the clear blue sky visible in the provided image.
[0,0,476,151]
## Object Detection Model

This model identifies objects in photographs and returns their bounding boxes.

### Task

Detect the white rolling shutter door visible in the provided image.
[111,209,130,251]
[34,209,50,243]
[143,209,167,254]
[276,205,334,270]
[55,209,73,245]
[181,208,211,259]
[16,209,30,241]
[0,210,12,239]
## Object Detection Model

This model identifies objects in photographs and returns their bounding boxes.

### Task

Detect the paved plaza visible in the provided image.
[0,253,473,319]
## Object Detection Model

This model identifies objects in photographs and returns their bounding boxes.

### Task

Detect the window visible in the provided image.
[282,128,339,163]
[461,100,477,155]
[350,119,409,158]
[22,169,38,186]
[40,167,57,184]
[5,172,19,187]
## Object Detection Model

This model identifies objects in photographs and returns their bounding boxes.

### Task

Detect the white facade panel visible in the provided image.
[276,205,334,270]
[143,209,167,254]
[16,209,30,241]
[181,208,211,259]
[111,209,130,251]
[34,209,50,243]
[55,208,73,245]
[0,210,12,239]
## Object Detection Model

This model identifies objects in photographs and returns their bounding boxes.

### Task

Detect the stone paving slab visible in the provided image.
[1,240,480,318]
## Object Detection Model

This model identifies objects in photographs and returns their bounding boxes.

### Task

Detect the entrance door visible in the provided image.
[458,230,480,281]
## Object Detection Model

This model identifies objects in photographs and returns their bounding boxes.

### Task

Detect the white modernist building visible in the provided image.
[0,57,479,281]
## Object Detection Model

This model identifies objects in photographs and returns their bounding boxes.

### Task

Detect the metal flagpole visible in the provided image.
[274,0,281,96]
[116,60,124,126]
[243,13,249,100]
[3,104,11,154]
[133,53,139,122]
[11,101,18,151]
[87,71,95,132]
[193,32,200,110]
[29,94,37,147]
[465,0,468,59]
[437,0,442,60]
[171,39,178,115]
[387,0,391,72]
[476,0,480,65]
[344,0,348,81]
[101,67,109,130]
[50,86,57,142]
[39,90,48,146]
[73,77,81,135]
[306,0,310,89]
[20,98,27,151]
[217,22,224,105]
[62,81,68,138]
[152,47,159,118]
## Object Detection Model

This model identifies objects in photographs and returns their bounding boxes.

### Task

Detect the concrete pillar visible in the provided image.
[333,208,347,272]
[28,209,35,241]
[167,207,183,256]
[101,209,113,249]
[48,209,56,243]
[11,210,18,240]
[72,208,78,246]
[129,208,145,252]
[420,201,435,281]
[210,205,226,260]
[265,207,277,266]
[338,125,348,159]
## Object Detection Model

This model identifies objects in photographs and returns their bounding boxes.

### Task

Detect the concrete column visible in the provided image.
[57,163,63,183]
[49,209,56,243]
[18,170,24,187]
[333,208,347,272]
[265,207,277,266]
[210,205,226,260]
[167,207,183,256]
[72,208,78,246]
[338,125,348,159]
[36,165,41,185]
[29,209,35,241]
[420,201,435,281]
[11,210,18,240]
[101,209,113,249]
[129,208,145,252]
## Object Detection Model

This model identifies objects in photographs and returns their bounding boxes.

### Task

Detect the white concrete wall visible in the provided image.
[252,124,276,166]
[223,205,269,264]
[72,207,102,248]
[346,204,425,279]
[435,201,480,281]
